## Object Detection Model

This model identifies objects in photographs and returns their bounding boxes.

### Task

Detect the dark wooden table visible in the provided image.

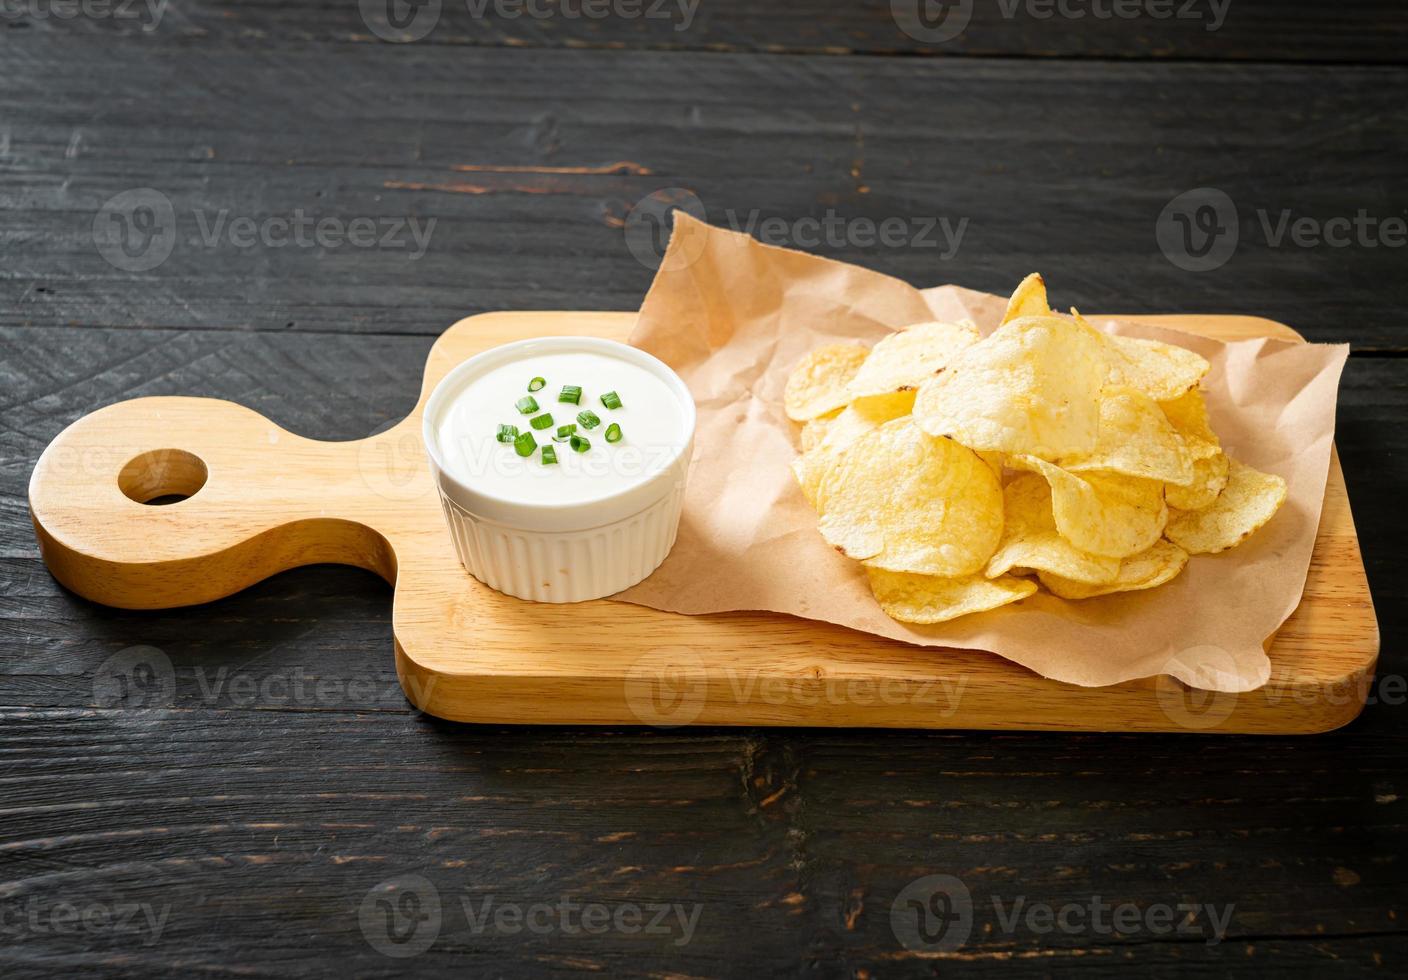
[2,2,1405,975]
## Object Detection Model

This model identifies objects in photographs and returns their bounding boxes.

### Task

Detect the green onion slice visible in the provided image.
[559,385,582,405]
[577,410,601,430]
[600,391,622,410]
[527,377,546,392]
[495,423,519,443]
[515,395,539,415]
[569,433,591,453]
[605,422,622,443]
[513,431,537,457]
[552,423,577,443]
[529,413,554,430]
[540,445,557,465]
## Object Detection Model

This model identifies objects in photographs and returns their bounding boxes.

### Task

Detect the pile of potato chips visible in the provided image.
[785,274,1288,625]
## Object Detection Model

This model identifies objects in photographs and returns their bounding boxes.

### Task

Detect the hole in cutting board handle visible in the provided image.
[118,449,208,505]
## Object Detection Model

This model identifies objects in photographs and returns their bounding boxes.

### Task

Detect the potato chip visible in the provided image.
[1002,273,1050,323]
[816,390,915,455]
[1164,458,1287,555]
[1038,540,1189,599]
[846,320,981,399]
[984,474,1121,583]
[1060,386,1193,485]
[784,343,868,421]
[792,392,917,507]
[799,415,833,453]
[1011,455,1167,558]
[867,567,1037,624]
[1107,333,1209,402]
[816,420,1002,576]
[913,313,1112,457]
[1164,450,1229,511]
[1160,387,1221,459]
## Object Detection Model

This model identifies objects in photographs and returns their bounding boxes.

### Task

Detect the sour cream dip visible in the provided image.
[423,336,695,603]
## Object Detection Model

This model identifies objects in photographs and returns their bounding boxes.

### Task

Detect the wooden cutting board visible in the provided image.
[29,312,1378,733]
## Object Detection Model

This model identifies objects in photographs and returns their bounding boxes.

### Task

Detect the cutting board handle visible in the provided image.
[28,395,425,610]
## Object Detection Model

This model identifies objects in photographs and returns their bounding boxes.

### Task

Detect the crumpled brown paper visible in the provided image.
[619,215,1349,692]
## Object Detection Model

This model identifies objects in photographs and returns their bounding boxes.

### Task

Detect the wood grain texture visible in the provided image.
[27,311,1377,734]
[3,37,1408,347]
[3,6,1406,972]
[2,324,1404,976]
[10,0,1408,63]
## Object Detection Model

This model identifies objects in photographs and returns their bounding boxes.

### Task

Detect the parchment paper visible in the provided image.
[619,214,1349,692]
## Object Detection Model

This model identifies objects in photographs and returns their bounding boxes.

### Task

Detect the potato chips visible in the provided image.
[913,312,1112,458]
[867,568,1036,624]
[785,275,1288,625]
[816,419,1002,577]
[847,320,980,399]
[784,343,868,421]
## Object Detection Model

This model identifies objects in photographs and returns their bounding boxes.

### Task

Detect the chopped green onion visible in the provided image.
[513,431,537,457]
[600,391,622,410]
[569,433,591,453]
[605,422,623,443]
[529,413,555,431]
[577,410,601,430]
[527,376,546,392]
[540,445,557,465]
[552,423,577,443]
[559,385,582,405]
[515,395,539,415]
[495,423,519,443]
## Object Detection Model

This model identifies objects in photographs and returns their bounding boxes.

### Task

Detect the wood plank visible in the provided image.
[10,0,1408,63]
[3,39,1407,346]
[0,708,1402,973]
[23,311,1379,733]
[1,324,1403,970]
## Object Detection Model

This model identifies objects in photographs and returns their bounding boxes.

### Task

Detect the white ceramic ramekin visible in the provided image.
[422,336,695,603]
